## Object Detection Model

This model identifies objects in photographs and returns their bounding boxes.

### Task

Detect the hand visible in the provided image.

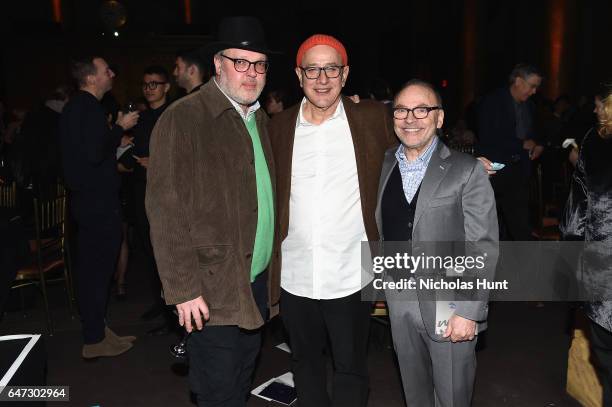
[116,111,139,131]
[568,147,579,167]
[443,315,476,342]
[120,135,134,147]
[133,155,149,169]
[117,163,133,173]
[176,296,210,333]
[348,94,360,103]
[530,145,544,160]
[476,156,496,176]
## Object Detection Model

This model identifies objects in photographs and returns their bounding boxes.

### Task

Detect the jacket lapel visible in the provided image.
[256,112,275,193]
[343,96,366,164]
[413,141,452,229]
[272,104,300,239]
[199,79,235,118]
[343,97,370,212]
[375,148,398,235]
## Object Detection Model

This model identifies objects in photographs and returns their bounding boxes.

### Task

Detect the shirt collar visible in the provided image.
[297,97,346,127]
[189,83,203,94]
[213,78,260,121]
[395,136,439,167]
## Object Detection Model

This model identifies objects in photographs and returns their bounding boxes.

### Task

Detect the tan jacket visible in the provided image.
[145,80,278,330]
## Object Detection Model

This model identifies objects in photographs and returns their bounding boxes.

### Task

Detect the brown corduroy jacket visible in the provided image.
[145,80,279,330]
[267,97,398,278]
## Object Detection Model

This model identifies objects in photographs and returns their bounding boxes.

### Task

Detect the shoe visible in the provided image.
[147,324,172,336]
[105,326,137,344]
[170,332,190,359]
[170,340,188,359]
[82,336,133,359]
[140,302,164,321]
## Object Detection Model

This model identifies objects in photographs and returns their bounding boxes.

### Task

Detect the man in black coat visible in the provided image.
[477,64,544,241]
[60,55,139,359]
[20,86,70,196]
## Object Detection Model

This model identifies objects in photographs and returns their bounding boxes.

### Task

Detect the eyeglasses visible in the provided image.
[220,54,269,74]
[392,106,442,120]
[142,81,167,90]
[299,65,344,80]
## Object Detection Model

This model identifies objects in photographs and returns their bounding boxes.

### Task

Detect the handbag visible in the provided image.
[567,312,603,407]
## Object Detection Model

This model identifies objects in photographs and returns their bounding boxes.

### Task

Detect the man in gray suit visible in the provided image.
[375,79,498,407]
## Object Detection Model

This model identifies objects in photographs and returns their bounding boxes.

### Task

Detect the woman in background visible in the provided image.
[562,86,612,404]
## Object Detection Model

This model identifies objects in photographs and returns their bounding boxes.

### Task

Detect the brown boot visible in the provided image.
[82,335,133,359]
[105,326,137,344]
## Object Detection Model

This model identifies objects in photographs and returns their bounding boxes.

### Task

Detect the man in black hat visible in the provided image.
[145,17,278,406]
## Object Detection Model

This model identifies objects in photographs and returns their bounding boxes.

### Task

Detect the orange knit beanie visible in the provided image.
[295,34,348,67]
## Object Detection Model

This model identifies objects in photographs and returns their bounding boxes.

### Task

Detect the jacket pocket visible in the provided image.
[196,244,231,265]
[196,245,239,311]
[429,195,456,208]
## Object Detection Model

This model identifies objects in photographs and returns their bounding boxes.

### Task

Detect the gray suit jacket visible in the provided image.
[375,140,499,341]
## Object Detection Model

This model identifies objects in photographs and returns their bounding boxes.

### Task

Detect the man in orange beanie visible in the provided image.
[268,34,397,407]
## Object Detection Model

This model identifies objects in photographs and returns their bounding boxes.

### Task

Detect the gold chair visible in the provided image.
[0,181,17,208]
[12,192,75,335]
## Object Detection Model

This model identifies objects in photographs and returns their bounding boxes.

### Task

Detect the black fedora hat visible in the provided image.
[202,16,279,56]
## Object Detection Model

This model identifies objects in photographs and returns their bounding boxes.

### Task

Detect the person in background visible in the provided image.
[132,66,173,335]
[2,108,29,188]
[367,77,394,106]
[264,89,287,115]
[174,48,207,95]
[477,63,544,241]
[60,55,139,359]
[569,89,608,166]
[20,85,71,197]
[561,86,612,405]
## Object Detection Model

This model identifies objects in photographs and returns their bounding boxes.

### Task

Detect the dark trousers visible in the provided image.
[133,181,160,299]
[71,197,122,344]
[387,297,477,407]
[133,180,175,325]
[490,161,531,241]
[187,271,268,407]
[590,320,612,407]
[281,289,371,407]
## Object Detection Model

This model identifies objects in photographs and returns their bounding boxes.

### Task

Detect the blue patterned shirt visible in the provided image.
[395,137,439,203]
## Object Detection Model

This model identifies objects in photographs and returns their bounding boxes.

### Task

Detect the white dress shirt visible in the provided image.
[281,98,368,299]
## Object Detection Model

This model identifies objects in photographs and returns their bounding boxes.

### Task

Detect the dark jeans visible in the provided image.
[490,161,531,241]
[133,180,160,299]
[187,271,268,407]
[281,289,371,407]
[590,319,612,407]
[71,197,122,344]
